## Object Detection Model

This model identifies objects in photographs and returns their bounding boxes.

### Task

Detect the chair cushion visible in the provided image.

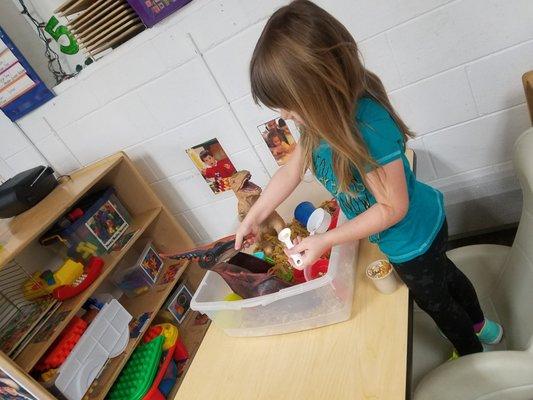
[447,244,510,300]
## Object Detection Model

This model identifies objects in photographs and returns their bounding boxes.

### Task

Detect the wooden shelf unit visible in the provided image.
[0,153,210,400]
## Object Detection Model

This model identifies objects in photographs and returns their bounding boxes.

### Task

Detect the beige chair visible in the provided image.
[414,127,533,400]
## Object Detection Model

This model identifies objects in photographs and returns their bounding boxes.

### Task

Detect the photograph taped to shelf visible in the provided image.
[166,283,192,324]
[257,118,297,166]
[186,138,236,194]
[0,368,38,400]
[111,230,137,252]
[85,199,129,250]
[139,242,164,284]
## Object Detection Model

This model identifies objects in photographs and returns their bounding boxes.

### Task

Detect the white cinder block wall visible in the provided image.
[5,0,533,243]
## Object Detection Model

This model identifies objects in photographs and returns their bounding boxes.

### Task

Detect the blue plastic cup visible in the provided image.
[294,201,316,226]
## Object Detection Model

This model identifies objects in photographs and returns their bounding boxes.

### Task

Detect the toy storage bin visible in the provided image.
[62,187,132,258]
[112,239,164,298]
[190,213,358,337]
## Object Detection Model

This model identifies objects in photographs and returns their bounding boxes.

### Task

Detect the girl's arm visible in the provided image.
[287,159,409,266]
[234,143,304,249]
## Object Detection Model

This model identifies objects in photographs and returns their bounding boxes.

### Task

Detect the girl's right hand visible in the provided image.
[235,216,260,250]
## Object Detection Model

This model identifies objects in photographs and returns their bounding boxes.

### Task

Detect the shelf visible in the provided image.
[169,310,212,397]
[14,207,161,372]
[85,260,190,400]
[0,154,123,269]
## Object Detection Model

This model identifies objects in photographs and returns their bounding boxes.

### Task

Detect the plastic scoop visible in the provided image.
[278,228,304,270]
[306,208,332,235]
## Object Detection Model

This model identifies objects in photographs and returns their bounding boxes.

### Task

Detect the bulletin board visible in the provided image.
[0,27,54,122]
[126,0,193,27]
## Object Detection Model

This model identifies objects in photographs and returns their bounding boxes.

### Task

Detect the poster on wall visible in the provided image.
[257,117,297,166]
[186,138,236,194]
[0,28,54,121]
[126,0,193,27]
[0,367,38,400]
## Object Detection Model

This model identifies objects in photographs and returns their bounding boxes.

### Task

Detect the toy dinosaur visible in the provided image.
[229,170,286,255]
[161,236,293,299]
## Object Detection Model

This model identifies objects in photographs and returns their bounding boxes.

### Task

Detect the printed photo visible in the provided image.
[0,368,37,400]
[139,243,164,283]
[186,138,236,194]
[166,283,192,324]
[85,200,129,250]
[257,117,297,166]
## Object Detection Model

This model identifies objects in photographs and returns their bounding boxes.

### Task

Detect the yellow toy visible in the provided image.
[224,292,243,301]
[23,259,84,300]
[143,323,179,351]
[76,241,97,259]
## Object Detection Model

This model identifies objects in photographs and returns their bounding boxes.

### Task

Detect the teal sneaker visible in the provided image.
[476,319,503,345]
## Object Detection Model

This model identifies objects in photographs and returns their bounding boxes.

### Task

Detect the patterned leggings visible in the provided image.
[391,220,484,355]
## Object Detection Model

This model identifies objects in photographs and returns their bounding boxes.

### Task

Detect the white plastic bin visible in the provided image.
[190,213,358,337]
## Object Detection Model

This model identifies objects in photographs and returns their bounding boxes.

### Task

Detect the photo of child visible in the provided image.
[85,200,129,250]
[258,118,297,166]
[140,243,163,283]
[0,369,37,400]
[186,138,237,194]
[166,283,192,324]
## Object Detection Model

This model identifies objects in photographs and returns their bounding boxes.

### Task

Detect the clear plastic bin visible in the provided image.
[62,187,132,258]
[190,213,358,337]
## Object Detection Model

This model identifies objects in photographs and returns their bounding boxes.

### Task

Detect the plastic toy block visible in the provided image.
[35,317,88,372]
[55,259,84,286]
[108,335,164,400]
[173,337,189,362]
[41,270,56,285]
[56,300,132,400]
[142,326,162,344]
[143,323,178,351]
[76,241,97,259]
[67,208,84,222]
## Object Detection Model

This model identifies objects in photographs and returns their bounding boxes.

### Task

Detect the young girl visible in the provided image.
[234,0,503,357]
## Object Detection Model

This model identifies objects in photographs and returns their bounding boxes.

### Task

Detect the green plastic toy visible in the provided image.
[108,335,164,400]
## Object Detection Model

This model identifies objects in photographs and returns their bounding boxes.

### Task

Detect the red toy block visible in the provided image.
[173,337,189,362]
[142,326,163,344]
[35,317,88,372]
[67,208,84,222]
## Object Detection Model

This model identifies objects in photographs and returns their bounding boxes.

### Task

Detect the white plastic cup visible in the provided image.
[366,259,399,294]
[306,208,332,235]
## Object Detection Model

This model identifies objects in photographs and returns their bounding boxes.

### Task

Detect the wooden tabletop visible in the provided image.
[175,238,410,400]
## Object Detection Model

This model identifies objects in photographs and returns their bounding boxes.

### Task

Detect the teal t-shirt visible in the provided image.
[312,97,445,263]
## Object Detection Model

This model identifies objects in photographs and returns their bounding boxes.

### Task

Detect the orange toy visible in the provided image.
[35,317,88,372]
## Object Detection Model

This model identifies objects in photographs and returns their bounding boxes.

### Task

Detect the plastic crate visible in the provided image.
[190,213,358,337]
[112,240,164,298]
[61,187,132,258]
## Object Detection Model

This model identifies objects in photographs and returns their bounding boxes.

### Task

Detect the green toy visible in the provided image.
[108,335,164,400]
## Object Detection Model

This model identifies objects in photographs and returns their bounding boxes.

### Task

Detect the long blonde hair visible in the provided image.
[250,0,411,193]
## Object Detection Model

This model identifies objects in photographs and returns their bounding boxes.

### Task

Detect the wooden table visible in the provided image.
[175,238,410,400]
[176,150,415,400]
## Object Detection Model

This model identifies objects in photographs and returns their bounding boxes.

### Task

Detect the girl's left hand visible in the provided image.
[284,234,331,269]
